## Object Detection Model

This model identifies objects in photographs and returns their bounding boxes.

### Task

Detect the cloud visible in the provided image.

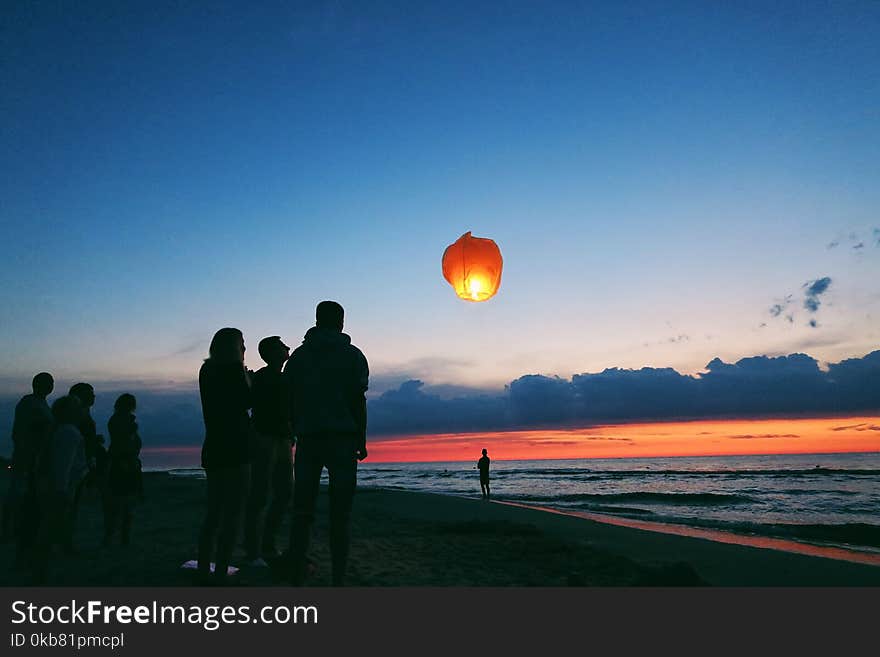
[368,356,478,396]
[769,294,793,318]
[3,351,879,453]
[803,277,831,313]
[642,334,691,347]
[828,229,879,254]
[366,350,880,437]
[160,339,205,360]
[831,423,880,432]
[728,434,800,440]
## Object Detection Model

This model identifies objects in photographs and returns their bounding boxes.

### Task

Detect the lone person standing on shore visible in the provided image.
[478,448,491,500]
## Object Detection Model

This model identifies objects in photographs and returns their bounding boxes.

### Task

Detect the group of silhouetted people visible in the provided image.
[2,300,504,586]
[1,375,143,582]
[197,300,369,586]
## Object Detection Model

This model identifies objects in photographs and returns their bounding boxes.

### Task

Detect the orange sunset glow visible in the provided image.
[365,416,880,463]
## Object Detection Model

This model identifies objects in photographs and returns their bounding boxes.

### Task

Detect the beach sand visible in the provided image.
[1,471,878,586]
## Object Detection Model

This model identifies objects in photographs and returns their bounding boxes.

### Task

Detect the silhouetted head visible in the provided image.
[69,382,95,409]
[482,448,487,456]
[52,396,81,425]
[208,328,246,364]
[316,301,344,332]
[114,393,137,414]
[258,336,290,366]
[32,372,54,397]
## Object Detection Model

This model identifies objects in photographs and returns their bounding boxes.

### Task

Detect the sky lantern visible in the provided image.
[442,231,503,302]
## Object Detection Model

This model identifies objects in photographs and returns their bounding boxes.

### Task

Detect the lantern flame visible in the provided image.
[441,231,503,302]
[468,277,483,300]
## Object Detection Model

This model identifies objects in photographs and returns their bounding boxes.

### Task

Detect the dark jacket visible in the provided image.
[283,327,368,439]
[199,359,252,469]
[10,393,53,475]
[78,410,107,473]
[107,411,142,495]
[251,366,292,439]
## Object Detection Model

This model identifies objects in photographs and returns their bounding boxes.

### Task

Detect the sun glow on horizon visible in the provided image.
[140,416,880,468]
[363,416,880,463]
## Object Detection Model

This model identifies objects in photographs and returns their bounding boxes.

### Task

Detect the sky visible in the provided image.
[2,2,879,443]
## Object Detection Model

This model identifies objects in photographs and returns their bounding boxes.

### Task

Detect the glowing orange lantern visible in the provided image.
[442,231,503,302]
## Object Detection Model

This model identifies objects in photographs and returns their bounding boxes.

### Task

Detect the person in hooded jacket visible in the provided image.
[284,301,368,586]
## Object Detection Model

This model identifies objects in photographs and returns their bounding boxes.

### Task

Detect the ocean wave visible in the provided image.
[167,468,205,479]
[777,488,860,496]
[496,468,880,478]
[512,492,756,505]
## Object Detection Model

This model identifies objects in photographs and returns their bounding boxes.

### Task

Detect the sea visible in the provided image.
[162,451,880,553]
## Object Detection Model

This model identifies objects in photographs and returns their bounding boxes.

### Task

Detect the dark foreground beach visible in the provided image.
[1,471,878,587]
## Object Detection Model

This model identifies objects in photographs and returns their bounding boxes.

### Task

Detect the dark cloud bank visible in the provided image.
[369,350,880,436]
[1,350,878,452]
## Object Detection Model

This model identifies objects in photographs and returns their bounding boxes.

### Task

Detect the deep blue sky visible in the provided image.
[2,1,879,394]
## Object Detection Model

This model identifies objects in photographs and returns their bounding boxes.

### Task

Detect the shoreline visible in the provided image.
[494,500,880,567]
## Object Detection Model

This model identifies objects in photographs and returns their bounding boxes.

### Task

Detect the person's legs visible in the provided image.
[2,471,26,540]
[288,437,323,585]
[197,468,224,579]
[63,477,87,553]
[262,437,292,557]
[103,494,120,545]
[98,468,112,545]
[33,489,68,584]
[243,432,272,560]
[14,485,40,567]
[120,498,132,546]
[327,436,358,586]
[214,465,250,583]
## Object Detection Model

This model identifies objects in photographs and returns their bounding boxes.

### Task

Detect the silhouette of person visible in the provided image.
[104,394,142,547]
[2,372,54,543]
[67,382,107,553]
[197,328,252,584]
[478,449,491,499]
[284,301,368,586]
[33,395,87,582]
[243,336,293,565]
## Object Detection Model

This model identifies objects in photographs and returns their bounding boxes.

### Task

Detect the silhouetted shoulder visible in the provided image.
[348,343,369,391]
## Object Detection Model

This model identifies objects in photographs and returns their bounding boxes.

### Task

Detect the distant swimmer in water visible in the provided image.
[477,449,491,500]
